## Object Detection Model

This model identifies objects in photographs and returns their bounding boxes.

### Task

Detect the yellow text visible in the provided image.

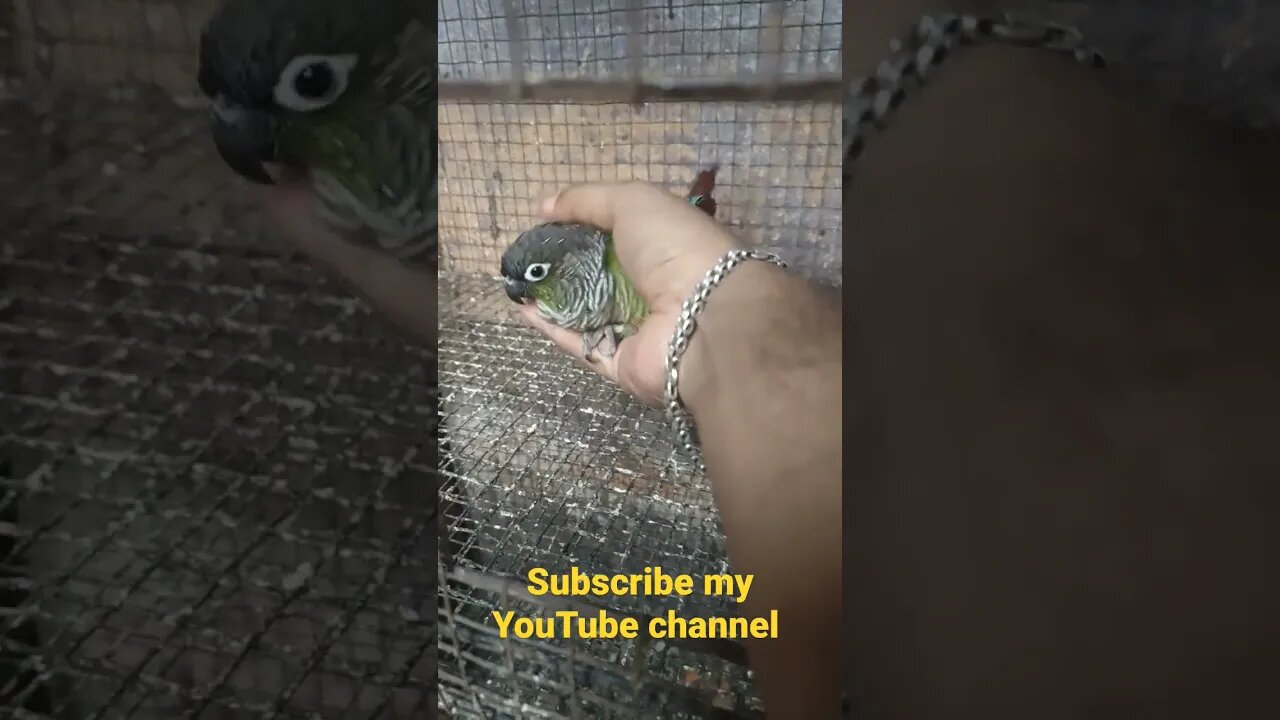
[648,610,778,640]
[491,609,640,639]
[702,573,754,603]
[526,566,694,597]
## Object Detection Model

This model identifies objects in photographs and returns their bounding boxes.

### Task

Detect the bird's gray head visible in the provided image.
[197,0,410,184]
[500,223,588,305]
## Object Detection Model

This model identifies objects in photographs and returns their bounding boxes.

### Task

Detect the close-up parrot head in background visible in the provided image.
[500,166,720,361]
[197,0,437,260]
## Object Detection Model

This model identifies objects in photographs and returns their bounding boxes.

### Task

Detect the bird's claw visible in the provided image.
[582,326,620,363]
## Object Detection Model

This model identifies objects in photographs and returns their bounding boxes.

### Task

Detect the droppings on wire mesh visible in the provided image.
[2,1,438,716]
[437,1,841,717]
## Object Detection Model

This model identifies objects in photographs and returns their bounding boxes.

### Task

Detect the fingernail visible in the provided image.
[539,193,559,216]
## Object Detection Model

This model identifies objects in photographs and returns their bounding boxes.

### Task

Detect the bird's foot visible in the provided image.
[582,326,620,363]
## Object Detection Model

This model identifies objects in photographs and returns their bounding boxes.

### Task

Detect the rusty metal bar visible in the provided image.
[438,75,844,104]
[501,0,526,101]
[760,0,787,96]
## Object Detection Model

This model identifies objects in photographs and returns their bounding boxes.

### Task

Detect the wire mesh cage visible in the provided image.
[1,1,436,717]
[436,1,841,717]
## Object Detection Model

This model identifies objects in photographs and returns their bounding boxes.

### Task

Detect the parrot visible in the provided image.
[500,166,720,362]
[196,0,437,263]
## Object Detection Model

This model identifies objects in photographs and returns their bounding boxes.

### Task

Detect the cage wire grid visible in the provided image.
[2,1,437,718]
[436,1,841,718]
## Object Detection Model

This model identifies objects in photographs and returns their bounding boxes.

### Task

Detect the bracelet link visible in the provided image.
[844,13,1105,167]
[664,249,788,474]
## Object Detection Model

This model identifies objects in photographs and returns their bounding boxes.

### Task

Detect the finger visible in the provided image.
[308,231,438,344]
[538,183,619,229]
[612,321,669,407]
[515,306,587,360]
[259,180,313,217]
[258,184,327,250]
[540,181,677,231]
[258,186,437,344]
[262,198,346,264]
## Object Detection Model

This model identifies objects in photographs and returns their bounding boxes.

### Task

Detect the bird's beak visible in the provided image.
[504,277,529,303]
[210,95,281,185]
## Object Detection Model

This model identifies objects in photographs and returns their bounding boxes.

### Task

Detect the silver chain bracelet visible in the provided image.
[844,12,1106,169]
[664,249,787,473]
[666,13,1104,476]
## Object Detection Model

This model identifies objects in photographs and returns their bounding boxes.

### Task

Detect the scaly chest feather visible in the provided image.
[530,236,647,332]
[284,100,436,259]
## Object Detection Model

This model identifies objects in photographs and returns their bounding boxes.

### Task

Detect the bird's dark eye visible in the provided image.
[525,263,550,282]
[273,54,357,111]
[294,63,334,100]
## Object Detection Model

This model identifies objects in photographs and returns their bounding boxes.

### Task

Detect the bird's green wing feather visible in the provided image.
[604,237,649,325]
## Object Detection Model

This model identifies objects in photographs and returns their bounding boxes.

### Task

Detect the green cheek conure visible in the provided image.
[500,166,720,361]
[198,0,436,262]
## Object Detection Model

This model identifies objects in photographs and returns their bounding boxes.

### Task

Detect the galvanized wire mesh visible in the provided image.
[437,1,841,717]
[2,1,436,717]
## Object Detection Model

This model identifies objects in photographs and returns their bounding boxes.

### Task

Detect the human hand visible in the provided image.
[514,181,744,406]
[257,181,437,344]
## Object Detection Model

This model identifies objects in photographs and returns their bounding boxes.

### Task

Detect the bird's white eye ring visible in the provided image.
[273,54,358,112]
[525,263,550,282]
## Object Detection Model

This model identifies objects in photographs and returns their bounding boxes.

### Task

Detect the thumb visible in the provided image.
[540,181,675,231]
